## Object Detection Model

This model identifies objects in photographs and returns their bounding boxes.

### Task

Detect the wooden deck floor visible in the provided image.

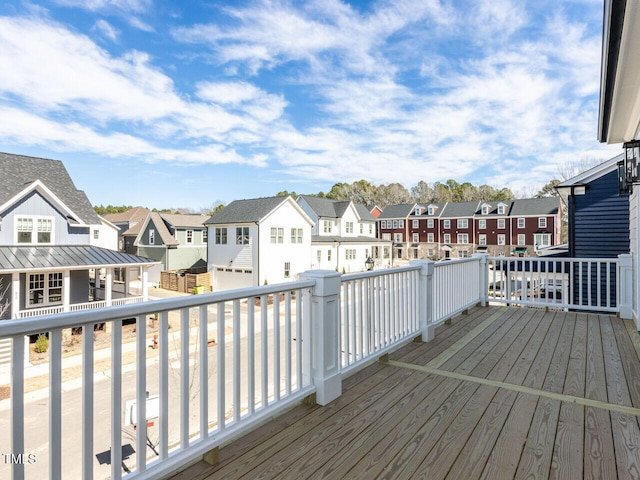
[171,306,640,479]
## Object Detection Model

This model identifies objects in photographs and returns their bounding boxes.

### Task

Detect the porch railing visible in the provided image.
[0,254,632,480]
[16,296,146,318]
[485,255,632,314]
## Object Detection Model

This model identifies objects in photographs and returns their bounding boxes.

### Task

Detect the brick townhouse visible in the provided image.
[378,198,561,262]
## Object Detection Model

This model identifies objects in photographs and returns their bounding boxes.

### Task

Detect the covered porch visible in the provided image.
[0,245,159,319]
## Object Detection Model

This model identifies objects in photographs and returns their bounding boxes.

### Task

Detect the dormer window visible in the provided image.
[16,216,53,244]
[414,206,424,215]
[481,204,491,215]
[428,205,436,215]
[497,204,506,215]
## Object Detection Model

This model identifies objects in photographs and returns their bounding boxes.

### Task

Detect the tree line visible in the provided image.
[278,179,516,209]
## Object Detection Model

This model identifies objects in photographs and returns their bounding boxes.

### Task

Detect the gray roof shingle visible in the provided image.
[441,201,480,218]
[379,204,416,219]
[204,196,289,225]
[510,197,560,216]
[299,195,375,221]
[0,152,101,224]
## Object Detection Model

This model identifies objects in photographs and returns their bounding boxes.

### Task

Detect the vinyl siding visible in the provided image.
[572,171,629,258]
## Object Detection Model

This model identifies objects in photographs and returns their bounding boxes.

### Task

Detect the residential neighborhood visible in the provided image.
[4,2,640,480]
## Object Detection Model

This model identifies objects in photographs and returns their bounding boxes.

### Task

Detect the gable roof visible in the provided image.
[159,213,209,229]
[205,196,313,226]
[0,152,101,224]
[135,212,178,246]
[379,204,416,219]
[510,197,560,216]
[103,207,149,223]
[556,155,623,188]
[299,195,375,221]
[474,200,514,216]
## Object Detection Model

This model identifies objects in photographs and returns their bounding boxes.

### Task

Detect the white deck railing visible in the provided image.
[486,255,632,314]
[0,255,632,480]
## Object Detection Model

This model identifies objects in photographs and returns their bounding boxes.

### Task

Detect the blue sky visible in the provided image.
[0,0,618,210]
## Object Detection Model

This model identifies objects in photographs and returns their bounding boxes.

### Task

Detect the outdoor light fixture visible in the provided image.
[621,140,640,193]
[618,160,631,195]
[365,256,375,271]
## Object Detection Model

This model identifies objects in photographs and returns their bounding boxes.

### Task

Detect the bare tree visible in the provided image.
[558,157,602,181]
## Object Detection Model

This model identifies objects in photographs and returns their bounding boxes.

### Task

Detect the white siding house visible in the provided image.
[205,196,313,290]
[297,195,391,272]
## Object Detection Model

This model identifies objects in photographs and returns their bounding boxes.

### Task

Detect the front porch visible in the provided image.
[177,306,640,479]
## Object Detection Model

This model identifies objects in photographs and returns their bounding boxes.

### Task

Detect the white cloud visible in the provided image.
[93,19,119,41]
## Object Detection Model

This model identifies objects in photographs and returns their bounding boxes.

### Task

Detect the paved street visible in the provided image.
[0,291,300,479]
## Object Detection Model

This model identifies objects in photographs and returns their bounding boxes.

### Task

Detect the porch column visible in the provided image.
[618,253,633,321]
[298,269,342,406]
[124,267,130,298]
[141,267,149,302]
[62,270,71,312]
[105,268,113,306]
[410,260,435,341]
[11,272,19,319]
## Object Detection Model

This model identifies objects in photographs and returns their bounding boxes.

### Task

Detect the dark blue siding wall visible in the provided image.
[572,171,629,258]
[569,170,628,308]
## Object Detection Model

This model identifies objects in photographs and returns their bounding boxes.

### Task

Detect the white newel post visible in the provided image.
[299,269,342,406]
[473,253,489,307]
[618,253,633,321]
[410,260,435,342]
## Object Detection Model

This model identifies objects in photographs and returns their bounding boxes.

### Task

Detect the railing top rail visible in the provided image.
[342,264,421,282]
[433,257,480,267]
[0,278,316,337]
[487,256,620,263]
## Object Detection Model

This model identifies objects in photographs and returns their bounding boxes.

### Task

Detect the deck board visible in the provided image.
[170,307,640,480]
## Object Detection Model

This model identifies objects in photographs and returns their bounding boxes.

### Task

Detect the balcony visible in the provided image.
[0,255,635,479]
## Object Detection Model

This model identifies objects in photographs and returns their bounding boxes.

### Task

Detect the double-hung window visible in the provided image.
[17,216,53,244]
[186,230,193,244]
[290,228,303,244]
[237,227,250,245]
[270,227,284,244]
[215,228,227,244]
[457,219,468,228]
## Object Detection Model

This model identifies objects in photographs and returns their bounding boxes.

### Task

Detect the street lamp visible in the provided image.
[365,256,375,271]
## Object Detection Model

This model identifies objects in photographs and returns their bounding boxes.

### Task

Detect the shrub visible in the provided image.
[34,334,49,354]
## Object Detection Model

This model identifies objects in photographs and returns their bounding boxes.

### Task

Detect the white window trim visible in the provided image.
[497,219,506,229]
[27,271,63,308]
[518,234,526,246]
[149,229,155,245]
[517,218,525,229]
[186,229,194,244]
[538,217,547,228]
[15,215,55,245]
[478,219,486,229]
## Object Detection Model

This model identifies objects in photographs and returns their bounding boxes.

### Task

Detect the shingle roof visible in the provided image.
[475,200,514,216]
[510,197,560,216]
[441,201,480,218]
[147,212,178,246]
[160,213,209,229]
[0,245,157,271]
[0,152,101,224]
[103,207,149,223]
[204,196,289,225]
[379,204,416,219]
[299,195,375,221]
